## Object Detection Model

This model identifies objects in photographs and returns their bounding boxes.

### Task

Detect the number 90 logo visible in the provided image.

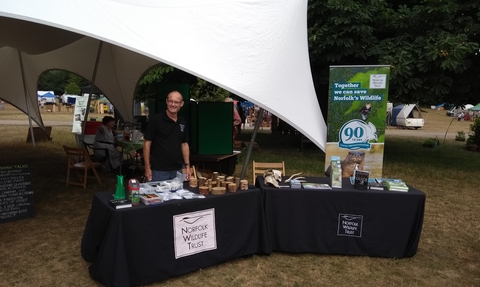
[339,120,377,149]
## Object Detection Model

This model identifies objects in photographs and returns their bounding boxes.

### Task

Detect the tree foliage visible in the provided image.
[308,0,480,106]
[135,65,230,102]
[38,70,88,95]
[64,82,80,95]
[38,70,70,94]
[37,1,479,109]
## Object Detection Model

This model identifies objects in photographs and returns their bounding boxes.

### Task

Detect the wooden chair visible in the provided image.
[252,161,285,185]
[82,140,111,169]
[63,145,102,188]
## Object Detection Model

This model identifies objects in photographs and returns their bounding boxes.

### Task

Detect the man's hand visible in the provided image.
[144,167,152,182]
[185,166,191,181]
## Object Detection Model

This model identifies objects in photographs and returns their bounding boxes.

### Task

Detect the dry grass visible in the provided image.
[1,104,480,287]
[0,103,107,122]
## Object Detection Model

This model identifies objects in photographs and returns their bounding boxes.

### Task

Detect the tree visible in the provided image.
[64,73,86,95]
[38,70,88,95]
[38,70,70,94]
[136,65,230,102]
[307,0,480,106]
[64,82,80,95]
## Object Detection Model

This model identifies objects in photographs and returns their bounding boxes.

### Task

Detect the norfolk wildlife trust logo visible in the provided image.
[174,209,217,258]
[179,213,210,225]
[337,213,363,237]
[369,74,387,89]
[179,124,185,132]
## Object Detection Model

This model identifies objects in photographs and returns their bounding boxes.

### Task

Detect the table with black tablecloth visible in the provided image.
[256,177,425,258]
[81,186,268,287]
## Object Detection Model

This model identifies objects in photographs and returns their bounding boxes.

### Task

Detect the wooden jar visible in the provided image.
[240,179,248,190]
[199,186,209,195]
[228,183,237,193]
[211,186,226,195]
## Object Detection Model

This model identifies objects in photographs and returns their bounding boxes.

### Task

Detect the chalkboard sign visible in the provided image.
[0,164,35,223]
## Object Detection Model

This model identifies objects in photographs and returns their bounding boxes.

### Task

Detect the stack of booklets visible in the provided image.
[302,182,332,189]
[349,177,407,191]
[384,180,409,192]
[349,177,383,190]
[109,198,133,209]
[368,179,384,190]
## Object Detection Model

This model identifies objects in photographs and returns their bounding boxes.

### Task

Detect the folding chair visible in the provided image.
[82,140,111,170]
[252,161,285,185]
[63,145,102,188]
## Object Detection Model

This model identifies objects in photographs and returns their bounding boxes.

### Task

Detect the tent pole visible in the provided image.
[240,107,264,180]
[80,41,103,145]
[18,50,36,147]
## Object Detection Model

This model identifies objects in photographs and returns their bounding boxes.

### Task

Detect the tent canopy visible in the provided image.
[0,0,327,151]
[469,103,480,111]
[38,92,55,98]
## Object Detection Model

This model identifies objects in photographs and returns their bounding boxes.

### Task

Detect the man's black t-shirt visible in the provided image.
[144,111,189,171]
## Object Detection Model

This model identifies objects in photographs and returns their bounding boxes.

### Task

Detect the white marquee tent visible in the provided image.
[0,0,327,151]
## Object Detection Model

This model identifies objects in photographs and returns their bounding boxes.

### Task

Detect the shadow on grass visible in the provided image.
[384,136,480,172]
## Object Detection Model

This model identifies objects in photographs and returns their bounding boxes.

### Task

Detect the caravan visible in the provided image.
[390,104,424,129]
[61,94,80,106]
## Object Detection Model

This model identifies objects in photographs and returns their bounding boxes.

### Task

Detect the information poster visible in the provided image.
[71,95,89,133]
[325,65,390,178]
[0,164,34,223]
[173,209,217,259]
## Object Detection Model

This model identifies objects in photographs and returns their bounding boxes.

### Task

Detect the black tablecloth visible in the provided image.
[81,186,268,287]
[256,177,425,258]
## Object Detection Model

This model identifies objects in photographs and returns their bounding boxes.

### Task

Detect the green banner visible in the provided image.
[325,65,390,179]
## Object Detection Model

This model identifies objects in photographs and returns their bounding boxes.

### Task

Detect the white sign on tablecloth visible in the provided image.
[173,208,217,259]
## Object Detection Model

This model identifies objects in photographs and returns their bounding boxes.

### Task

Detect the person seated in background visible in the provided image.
[93,116,121,170]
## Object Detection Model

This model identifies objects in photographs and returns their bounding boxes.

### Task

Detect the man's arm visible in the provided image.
[181,142,191,180]
[143,140,152,181]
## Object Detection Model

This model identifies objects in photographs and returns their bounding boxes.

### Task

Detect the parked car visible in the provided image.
[446,104,474,117]
[446,108,456,117]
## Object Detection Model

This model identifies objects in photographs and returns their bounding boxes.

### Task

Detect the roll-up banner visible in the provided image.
[325,65,390,179]
[71,96,89,133]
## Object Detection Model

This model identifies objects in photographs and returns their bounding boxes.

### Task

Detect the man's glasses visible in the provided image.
[167,100,182,105]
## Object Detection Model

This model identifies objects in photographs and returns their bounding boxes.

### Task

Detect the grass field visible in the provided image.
[0,103,479,287]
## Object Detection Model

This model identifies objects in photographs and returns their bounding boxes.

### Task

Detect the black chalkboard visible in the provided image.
[0,164,35,223]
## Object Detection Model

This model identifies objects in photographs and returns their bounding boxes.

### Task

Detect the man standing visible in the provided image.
[143,91,191,181]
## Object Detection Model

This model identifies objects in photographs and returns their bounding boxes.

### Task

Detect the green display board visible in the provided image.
[191,102,233,155]
[152,85,232,155]
[190,99,198,155]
